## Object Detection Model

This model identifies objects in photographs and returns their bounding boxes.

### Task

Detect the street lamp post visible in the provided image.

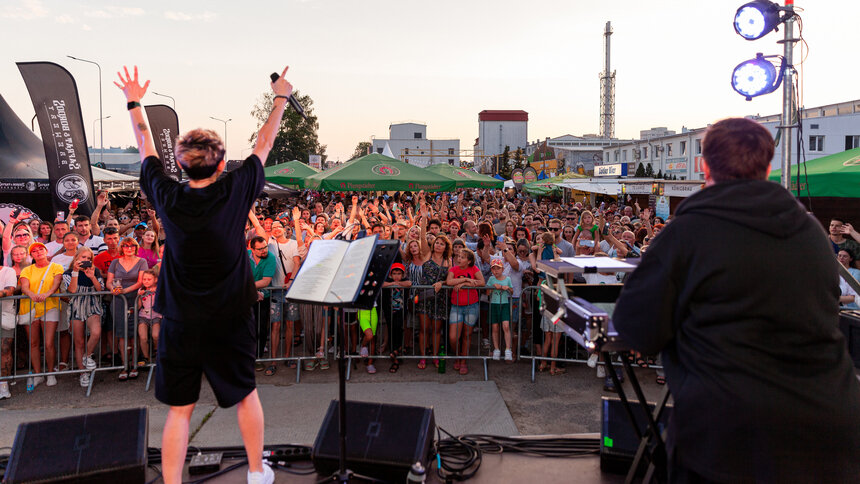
[210,116,231,156]
[152,91,176,110]
[67,55,105,166]
[92,116,111,160]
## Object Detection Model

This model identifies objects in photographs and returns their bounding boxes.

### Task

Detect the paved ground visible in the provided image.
[0,356,667,448]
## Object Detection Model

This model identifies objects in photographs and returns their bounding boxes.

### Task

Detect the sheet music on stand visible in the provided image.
[286,235,399,309]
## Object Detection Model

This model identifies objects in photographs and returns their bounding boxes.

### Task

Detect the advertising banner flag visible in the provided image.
[145,104,181,181]
[511,168,524,188]
[17,62,97,215]
[523,167,538,184]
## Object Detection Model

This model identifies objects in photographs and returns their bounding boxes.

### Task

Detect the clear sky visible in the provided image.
[1,0,857,162]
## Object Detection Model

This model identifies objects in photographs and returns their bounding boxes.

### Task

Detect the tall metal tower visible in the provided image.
[599,21,616,139]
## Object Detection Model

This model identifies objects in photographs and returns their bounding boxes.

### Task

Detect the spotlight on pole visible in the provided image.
[733,0,782,40]
[730,53,785,101]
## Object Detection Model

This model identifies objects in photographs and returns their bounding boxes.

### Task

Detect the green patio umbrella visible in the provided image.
[769,147,860,198]
[424,163,504,189]
[522,171,587,196]
[264,160,320,188]
[304,153,457,192]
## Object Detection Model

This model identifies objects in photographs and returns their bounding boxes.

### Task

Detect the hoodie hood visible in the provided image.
[675,179,809,239]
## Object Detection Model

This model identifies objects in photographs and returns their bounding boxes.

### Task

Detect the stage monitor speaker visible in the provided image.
[4,408,148,484]
[600,396,672,476]
[312,400,435,483]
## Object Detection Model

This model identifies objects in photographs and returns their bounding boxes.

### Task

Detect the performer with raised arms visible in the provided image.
[116,65,292,484]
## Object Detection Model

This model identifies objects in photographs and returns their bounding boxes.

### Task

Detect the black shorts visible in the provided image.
[155,311,256,408]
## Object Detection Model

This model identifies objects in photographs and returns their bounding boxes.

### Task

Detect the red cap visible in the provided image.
[390,262,406,273]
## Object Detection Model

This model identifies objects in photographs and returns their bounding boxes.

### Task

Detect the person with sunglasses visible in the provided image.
[4,211,34,266]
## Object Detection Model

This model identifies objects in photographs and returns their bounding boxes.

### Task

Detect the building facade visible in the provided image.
[601,99,860,181]
[474,110,528,172]
[371,122,460,168]
[526,134,637,176]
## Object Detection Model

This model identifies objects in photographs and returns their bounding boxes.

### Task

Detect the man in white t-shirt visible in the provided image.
[74,216,106,255]
[44,221,71,257]
[266,220,301,370]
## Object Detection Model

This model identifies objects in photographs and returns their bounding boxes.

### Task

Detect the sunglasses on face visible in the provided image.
[14,233,29,238]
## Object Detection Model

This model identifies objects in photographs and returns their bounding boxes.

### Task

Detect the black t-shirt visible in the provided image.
[140,155,264,324]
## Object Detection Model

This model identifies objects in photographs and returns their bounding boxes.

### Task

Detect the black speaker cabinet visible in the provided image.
[5,408,148,484]
[600,397,672,476]
[312,400,435,483]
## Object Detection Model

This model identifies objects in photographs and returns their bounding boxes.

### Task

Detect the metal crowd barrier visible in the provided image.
[0,291,129,397]
[0,282,663,399]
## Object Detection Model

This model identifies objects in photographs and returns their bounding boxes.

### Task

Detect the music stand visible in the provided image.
[288,237,400,483]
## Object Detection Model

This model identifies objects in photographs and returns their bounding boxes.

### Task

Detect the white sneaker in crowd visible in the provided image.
[80,373,90,388]
[46,375,57,386]
[587,353,598,368]
[359,346,369,358]
[247,462,274,484]
[83,355,97,370]
[596,365,606,378]
[504,349,513,361]
[27,376,45,392]
[0,381,10,399]
[492,349,501,361]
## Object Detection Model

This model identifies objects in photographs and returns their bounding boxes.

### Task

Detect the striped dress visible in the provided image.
[62,269,104,321]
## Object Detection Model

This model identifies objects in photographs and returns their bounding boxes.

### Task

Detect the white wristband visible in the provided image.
[71,271,80,277]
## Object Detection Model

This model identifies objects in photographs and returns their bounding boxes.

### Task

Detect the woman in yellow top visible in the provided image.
[19,242,64,390]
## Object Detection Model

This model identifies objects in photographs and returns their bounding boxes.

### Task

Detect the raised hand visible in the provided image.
[113,65,150,102]
[96,191,108,207]
[271,66,293,98]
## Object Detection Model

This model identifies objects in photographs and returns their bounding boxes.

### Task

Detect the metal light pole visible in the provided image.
[67,55,105,165]
[152,91,176,110]
[93,116,111,154]
[210,116,231,155]
[779,2,797,190]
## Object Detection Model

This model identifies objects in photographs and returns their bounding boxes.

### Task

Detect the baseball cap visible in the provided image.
[134,222,147,229]
[490,258,504,268]
[28,242,47,254]
[390,262,406,273]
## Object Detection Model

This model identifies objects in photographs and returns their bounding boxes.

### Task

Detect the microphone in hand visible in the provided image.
[270,72,308,121]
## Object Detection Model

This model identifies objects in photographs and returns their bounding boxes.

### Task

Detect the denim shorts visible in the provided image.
[449,302,480,326]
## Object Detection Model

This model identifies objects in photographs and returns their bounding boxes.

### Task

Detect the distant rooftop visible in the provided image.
[479,110,528,122]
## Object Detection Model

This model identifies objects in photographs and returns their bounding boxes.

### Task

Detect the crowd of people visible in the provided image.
[0,182,858,400]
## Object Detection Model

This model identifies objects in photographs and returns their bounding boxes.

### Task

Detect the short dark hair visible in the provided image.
[175,128,225,180]
[249,236,266,249]
[831,217,846,224]
[702,118,774,182]
[74,215,90,224]
[428,218,441,228]
[103,227,119,235]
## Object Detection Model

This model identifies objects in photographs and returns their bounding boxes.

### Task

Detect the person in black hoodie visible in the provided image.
[613,118,860,483]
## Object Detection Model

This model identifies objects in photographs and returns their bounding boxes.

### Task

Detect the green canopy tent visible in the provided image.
[424,163,504,189]
[263,160,320,188]
[769,147,860,198]
[523,171,588,196]
[304,153,457,192]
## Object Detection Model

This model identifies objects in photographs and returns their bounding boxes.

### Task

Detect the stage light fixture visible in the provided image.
[734,0,782,40]
[731,53,784,100]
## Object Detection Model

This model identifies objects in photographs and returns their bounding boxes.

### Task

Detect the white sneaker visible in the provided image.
[27,376,45,392]
[587,353,598,368]
[0,381,10,399]
[504,349,513,361]
[46,375,57,386]
[83,355,97,370]
[596,365,606,378]
[359,346,369,358]
[247,462,274,484]
[79,373,90,388]
[492,349,501,361]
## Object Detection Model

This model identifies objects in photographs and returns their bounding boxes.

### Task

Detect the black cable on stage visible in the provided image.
[434,426,601,482]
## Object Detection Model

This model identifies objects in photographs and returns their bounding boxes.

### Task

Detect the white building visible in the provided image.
[601,99,860,181]
[474,110,528,170]
[371,122,459,167]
